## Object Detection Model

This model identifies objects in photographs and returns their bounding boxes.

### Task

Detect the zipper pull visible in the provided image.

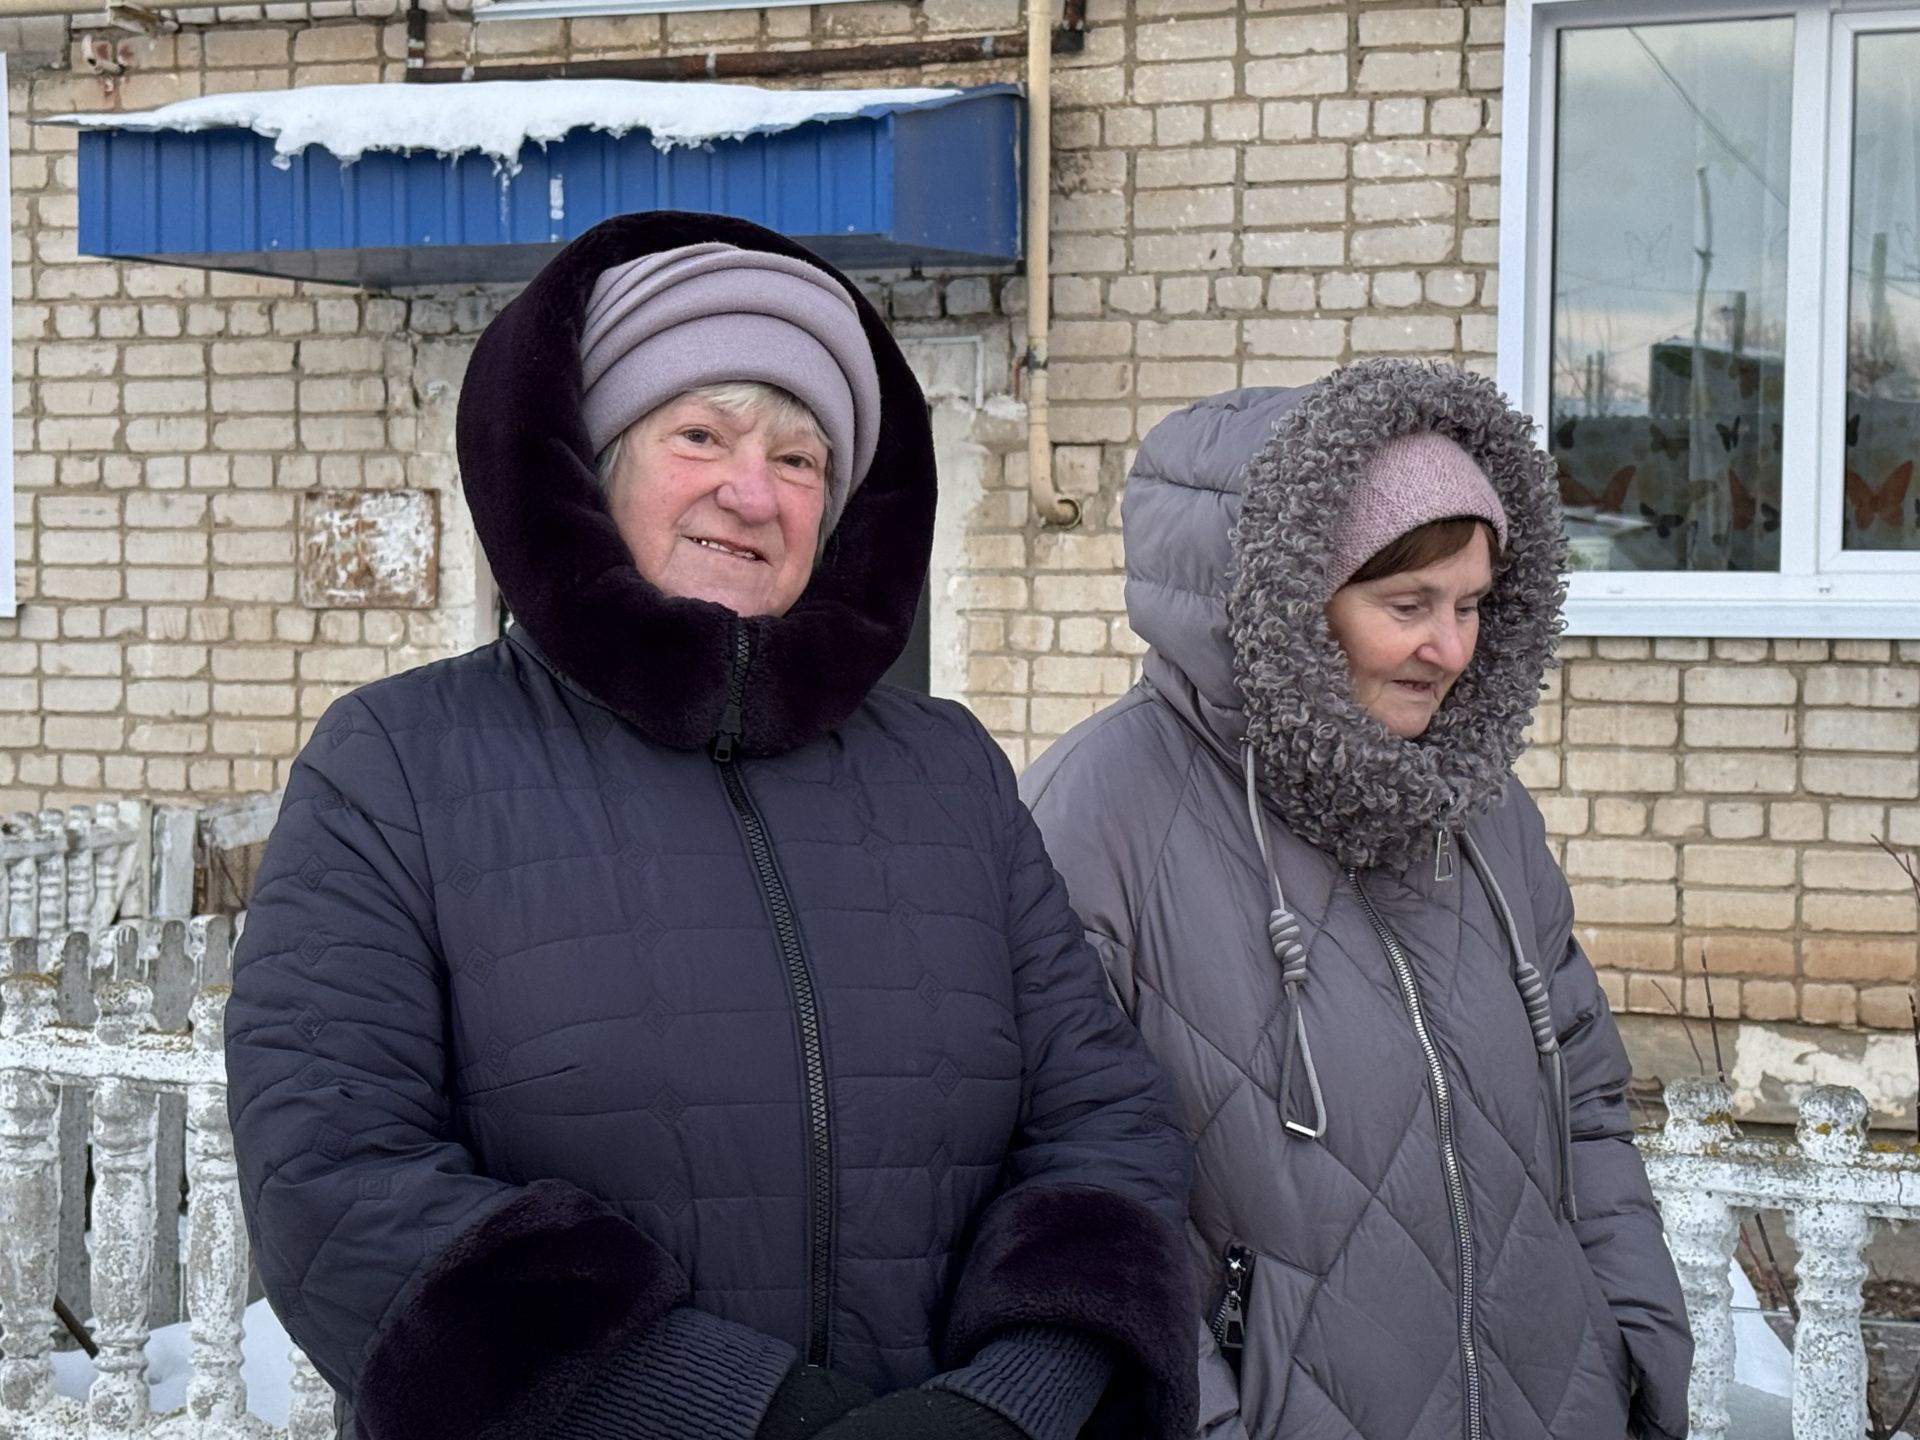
[1209,1244,1255,1355]
[1433,829,1456,883]
[711,700,742,764]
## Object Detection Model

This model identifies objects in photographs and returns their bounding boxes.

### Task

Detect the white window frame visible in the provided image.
[476,0,860,20]
[1497,0,1920,637]
[1,52,15,621]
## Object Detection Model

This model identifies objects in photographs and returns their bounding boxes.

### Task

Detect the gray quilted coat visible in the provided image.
[225,213,1197,1440]
[1023,369,1691,1440]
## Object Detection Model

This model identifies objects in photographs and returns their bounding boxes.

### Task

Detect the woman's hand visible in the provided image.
[756,1365,875,1440]
[811,1390,1025,1440]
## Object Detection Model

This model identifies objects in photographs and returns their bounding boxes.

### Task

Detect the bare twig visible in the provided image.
[1882,1363,1920,1440]
[1698,948,1728,1086]
[1649,979,1707,1075]
[53,1296,96,1358]
[1911,991,1919,1149]
[1750,1214,1798,1325]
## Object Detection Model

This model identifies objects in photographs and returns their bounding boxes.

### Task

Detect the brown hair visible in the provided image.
[1346,516,1504,587]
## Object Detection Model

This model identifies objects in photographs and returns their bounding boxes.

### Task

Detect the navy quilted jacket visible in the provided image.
[226,214,1198,1440]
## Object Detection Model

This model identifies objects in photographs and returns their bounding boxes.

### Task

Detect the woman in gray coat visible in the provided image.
[1023,360,1692,1440]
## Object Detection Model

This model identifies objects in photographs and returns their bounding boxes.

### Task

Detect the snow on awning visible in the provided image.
[52,80,1022,287]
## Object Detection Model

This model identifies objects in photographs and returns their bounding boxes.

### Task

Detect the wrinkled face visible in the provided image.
[607,392,828,618]
[1324,526,1494,739]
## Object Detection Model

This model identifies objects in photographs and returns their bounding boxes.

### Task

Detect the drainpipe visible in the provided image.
[1024,0,1078,529]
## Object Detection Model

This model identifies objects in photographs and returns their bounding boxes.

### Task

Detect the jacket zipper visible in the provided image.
[712,625,836,1367]
[1209,1243,1256,1362]
[1350,871,1482,1440]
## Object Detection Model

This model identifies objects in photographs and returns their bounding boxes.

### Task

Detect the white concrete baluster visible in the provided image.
[287,1350,337,1440]
[1790,1086,1871,1440]
[4,812,37,936]
[87,924,159,1439]
[34,811,66,940]
[96,801,132,927]
[1658,1078,1739,1440]
[66,808,95,933]
[185,916,249,1431]
[0,936,64,1414]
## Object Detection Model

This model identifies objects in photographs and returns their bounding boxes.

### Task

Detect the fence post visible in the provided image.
[1790,1086,1871,1440]
[185,916,250,1431]
[0,936,64,1413]
[87,924,159,1438]
[144,919,192,1329]
[1658,1077,1738,1440]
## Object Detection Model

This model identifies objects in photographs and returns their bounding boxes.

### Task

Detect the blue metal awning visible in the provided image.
[71,84,1021,287]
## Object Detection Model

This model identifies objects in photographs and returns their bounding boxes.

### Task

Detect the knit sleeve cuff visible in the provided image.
[554,1305,796,1440]
[928,1324,1115,1440]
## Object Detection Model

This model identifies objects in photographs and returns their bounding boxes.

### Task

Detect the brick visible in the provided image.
[1803,848,1915,893]
[1803,756,1920,800]
[1135,148,1238,189]
[1741,980,1798,1022]
[1682,754,1799,795]
[1683,889,1797,930]
[1686,934,1795,977]
[1706,803,1765,840]
[1133,60,1236,104]
[1352,181,1457,223]
[1358,8,1465,46]
[1591,797,1639,833]
[1137,233,1236,271]
[1246,318,1346,358]
[1804,709,1919,753]
[1802,892,1917,933]
[1245,230,1346,268]
[1359,51,1462,94]
[1138,361,1239,397]
[1136,15,1237,60]
[1244,183,1347,227]
[1800,983,1859,1027]
[1246,55,1348,97]
[1652,799,1707,838]
[1570,883,1676,925]
[1859,987,1913,1029]
[1243,11,1347,52]
[1245,143,1347,183]
[1565,704,1676,748]
[1578,928,1676,973]
[1803,667,1919,707]
[1564,839,1675,881]
[1681,707,1796,749]
[1683,665,1797,704]
[1351,224,1454,266]
[1137,320,1238,358]
[1565,751,1676,794]
[1350,315,1454,352]
[1803,938,1920,982]
[1681,844,1796,888]
[1353,140,1460,178]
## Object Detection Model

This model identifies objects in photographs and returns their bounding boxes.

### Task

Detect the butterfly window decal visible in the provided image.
[1844,461,1913,531]
[1727,469,1779,534]
[1560,464,1635,512]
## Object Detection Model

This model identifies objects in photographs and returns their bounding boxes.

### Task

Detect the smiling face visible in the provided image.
[1324,523,1496,739]
[605,389,830,618]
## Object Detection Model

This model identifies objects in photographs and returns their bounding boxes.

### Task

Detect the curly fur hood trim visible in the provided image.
[1227,360,1566,871]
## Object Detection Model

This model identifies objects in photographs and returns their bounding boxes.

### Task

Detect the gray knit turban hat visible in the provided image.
[578,241,883,535]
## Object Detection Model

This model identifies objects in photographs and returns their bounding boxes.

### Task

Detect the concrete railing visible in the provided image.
[0,919,334,1438]
[1644,1075,1920,1440]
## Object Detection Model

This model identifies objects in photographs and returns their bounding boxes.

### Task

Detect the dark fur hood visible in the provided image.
[1125,362,1566,872]
[456,211,935,757]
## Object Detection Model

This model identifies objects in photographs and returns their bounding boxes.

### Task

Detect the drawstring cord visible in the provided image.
[1460,831,1578,1224]
[1243,745,1327,1141]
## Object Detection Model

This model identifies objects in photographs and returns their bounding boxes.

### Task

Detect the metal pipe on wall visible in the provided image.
[1023,0,1077,529]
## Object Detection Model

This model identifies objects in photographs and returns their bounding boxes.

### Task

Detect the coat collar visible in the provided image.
[457,211,935,758]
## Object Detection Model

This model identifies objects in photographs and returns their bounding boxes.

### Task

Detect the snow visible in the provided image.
[1732,1257,1793,1396]
[45,78,962,173]
[48,1298,298,1425]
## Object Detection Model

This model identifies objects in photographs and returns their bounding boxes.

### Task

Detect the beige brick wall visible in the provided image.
[5,0,1918,1030]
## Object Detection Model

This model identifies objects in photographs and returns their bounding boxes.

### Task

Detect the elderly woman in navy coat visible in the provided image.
[225,212,1196,1440]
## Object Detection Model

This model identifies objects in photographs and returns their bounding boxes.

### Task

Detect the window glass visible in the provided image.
[1549,19,1794,572]
[1843,29,1920,552]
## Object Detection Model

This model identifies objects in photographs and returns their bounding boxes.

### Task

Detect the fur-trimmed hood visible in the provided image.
[1124,362,1565,871]
[456,211,934,758]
